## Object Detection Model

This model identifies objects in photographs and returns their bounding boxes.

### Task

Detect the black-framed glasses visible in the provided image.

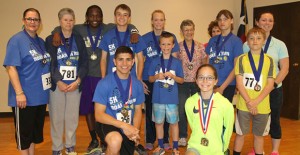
[24,17,40,23]
[197,76,215,81]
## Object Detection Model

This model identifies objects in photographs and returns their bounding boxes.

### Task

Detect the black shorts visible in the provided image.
[96,122,135,155]
[12,104,46,150]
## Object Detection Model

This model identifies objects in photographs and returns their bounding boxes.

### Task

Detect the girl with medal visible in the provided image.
[242,12,289,155]
[185,64,234,155]
[141,9,180,150]
[205,9,243,103]
[177,19,207,147]
[149,32,184,155]
[93,46,144,155]
[4,8,51,155]
[233,27,276,155]
[45,8,88,155]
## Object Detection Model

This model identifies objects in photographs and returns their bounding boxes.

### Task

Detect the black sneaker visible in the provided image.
[135,144,147,155]
[87,140,99,153]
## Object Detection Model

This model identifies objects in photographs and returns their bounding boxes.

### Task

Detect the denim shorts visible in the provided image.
[152,103,179,124]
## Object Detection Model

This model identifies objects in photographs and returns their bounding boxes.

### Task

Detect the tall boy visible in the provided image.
[93,46,145,155]
[148,32,184,155]
[100,4,146,80]
[233,27,276,155]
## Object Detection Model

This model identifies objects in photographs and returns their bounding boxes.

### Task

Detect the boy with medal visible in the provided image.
[233,27,276,155]
[148,32,184,155]
[93,46,145,155]
[185,64,234,155]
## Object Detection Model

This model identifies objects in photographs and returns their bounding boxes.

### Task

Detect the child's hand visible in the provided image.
[156,73,165,80]
[164,72,174,79]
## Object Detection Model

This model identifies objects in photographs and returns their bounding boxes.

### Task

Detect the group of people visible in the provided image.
[4,3,289,155]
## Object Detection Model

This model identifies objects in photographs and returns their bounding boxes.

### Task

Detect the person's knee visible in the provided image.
[105,131,123,152]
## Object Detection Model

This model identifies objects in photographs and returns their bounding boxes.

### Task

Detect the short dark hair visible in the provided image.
[85,5,103,24]
[159,32,174,44]
[207,20,219,37]
[255,11,274,23]
[114,4,131,17]
[196,64,218,80]
[114,46,134,59]
[23,8,41,20]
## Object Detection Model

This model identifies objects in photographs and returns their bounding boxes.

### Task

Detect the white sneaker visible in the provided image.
[178,138,187,147]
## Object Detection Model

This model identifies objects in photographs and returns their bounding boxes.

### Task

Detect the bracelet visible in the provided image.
[16,91,24,96]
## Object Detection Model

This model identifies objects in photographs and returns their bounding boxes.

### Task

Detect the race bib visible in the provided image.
[41,73,51,90]
[60,66,77,80]
[116,109,132,124]
[243,73,263,90]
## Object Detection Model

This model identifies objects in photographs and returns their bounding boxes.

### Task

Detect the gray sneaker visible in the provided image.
[178,138,187,147]
[52,150,62,155]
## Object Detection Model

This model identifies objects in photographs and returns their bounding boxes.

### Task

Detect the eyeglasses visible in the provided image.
[24,17,40,23]
[197,76,215,81]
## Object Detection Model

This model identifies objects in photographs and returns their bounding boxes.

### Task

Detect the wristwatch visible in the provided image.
[274,82,278,88]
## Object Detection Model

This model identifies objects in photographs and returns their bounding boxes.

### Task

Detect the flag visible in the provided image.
[237,0,248,43]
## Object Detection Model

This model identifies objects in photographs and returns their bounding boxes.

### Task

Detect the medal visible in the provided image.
[201,137,209,146]
[42,58,47,65]
[90,52,97,60]
[254,83,261,92]
[66,60,72,66]
[213,33,233,64]
[214,58,220,64]
[248,50,264,92]
[163,83,169,88]
[188,64,193,70]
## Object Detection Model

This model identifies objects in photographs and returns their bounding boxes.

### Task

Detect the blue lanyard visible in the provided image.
[115,28,130,46]
[183,40,195,62]
[248,50,264,83]
[87,25,102,51]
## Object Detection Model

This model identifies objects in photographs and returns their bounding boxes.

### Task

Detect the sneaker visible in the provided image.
[152,147,165,155]
[270,152,279,155]
[135,144,147,155]
[52,150,62,155]
[87,140,99,153]
[163,143,171,150]
[145,143,154,150]
[178,138,187,147]
[84,148,103,155]
[65,146,77,155]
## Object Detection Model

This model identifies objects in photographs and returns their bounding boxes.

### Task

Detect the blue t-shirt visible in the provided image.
[148,56,184,104]
[93,73,145,125]
[142,31,179,80]
[205,34,243,86]
[3,31,51,107]
[100,27,146,77]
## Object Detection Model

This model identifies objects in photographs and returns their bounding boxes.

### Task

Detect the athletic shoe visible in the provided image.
[87,140,99,153]
[270,152,280,155]
[152,147,165,155]
[84,148,103,155]
[163,143,171,150]
[178,138,187,147]
[135,144,147,155]
[52,150,62,155]
[65,146,77,155]
[145,143,154,150]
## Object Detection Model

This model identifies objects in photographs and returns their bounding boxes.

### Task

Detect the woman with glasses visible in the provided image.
[205,9,243,102]
[45,8,88,155]
[3,8,51,155]
[185,64,234,155]
[177,19,207,147]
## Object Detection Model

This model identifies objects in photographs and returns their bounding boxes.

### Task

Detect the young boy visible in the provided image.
[93,46,145,155]
[148,32,184,155]
[233,27,276,155]
[100,4,146,80]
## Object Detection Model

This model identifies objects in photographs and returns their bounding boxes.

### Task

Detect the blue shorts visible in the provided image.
[152,103,179,124]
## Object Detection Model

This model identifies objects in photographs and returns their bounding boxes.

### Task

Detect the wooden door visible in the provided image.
[254,2,300,119]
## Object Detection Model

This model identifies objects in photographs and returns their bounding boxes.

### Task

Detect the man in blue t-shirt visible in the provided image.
[93,46,145,155]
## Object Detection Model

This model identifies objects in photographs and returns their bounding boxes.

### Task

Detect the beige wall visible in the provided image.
[0,0,297,112]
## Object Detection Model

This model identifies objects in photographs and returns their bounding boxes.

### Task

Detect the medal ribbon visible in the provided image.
[115,27,130,46]
[23,29,46,56]
[198,93,214,134]
[87,25,102,52]
[152,31,161,53]
[248,50,264,83]
[183,40,195,62]
[160,55,173,80]
[263,36,272,53]
[215,33,233,59]
[114,72,132,105]
[60,33,74,57]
